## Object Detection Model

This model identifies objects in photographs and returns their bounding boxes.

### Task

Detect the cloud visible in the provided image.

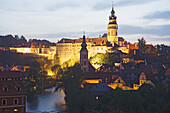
[116,0,156,7]
[25,31,105,40]
[92,2,110,10]
[0,0,79,12]
[47,2,78,11]
[92,0,156,11]
[119,25,170,36]
[144,11,170,20]
[121,34,170,45]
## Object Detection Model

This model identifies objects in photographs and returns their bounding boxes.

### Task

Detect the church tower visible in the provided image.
[107,4,118,46]
[139,72,147,86]
[80,33,89,73]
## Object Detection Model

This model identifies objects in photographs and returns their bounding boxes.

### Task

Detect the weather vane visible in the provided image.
[112,1,114,8]
[83,31,85,36]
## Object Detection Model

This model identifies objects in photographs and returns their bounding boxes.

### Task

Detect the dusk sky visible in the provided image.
[0,0,170,45]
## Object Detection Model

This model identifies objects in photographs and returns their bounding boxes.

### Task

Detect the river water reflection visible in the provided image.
[26,87,67,113]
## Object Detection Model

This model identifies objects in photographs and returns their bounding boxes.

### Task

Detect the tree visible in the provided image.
[25,59,56,95]
[36,57,52,72]
[51,64,63,79]
[138,37,148,54]
[89,52,122,66]
[56,63,96,113]
[155,44,170,56]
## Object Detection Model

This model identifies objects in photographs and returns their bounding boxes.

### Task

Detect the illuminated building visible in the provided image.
[56,5,128,65]
[10,46,56,60]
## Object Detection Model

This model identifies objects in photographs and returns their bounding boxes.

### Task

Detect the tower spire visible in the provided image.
[112,1,114,10]
[111,1,115,16]
[83,31,85,36]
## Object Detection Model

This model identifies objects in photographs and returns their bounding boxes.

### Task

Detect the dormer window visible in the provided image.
[3,87,8,92]
[17,87,21,91]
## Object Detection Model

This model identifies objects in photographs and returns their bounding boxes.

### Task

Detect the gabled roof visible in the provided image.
[111,76,125,83]
[91,82,113,92]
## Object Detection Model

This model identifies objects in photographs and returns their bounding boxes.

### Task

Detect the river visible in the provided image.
[26,87,68,113]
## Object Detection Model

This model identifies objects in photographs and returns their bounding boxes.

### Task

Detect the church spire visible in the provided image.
[81,31,88,51]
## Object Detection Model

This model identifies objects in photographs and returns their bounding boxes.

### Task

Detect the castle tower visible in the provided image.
[107,3,118,46]
[80,33,89,72]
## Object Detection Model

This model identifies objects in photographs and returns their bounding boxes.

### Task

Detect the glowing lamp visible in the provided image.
[96,96,99,100]
[14,109,18,112]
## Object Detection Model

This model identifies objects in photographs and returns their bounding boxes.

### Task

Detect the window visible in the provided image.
[118,80,120,83]
[108,31,110,36]
[116,31,118,35]
[84,61,86,65]
[84,68,86,72]
[14,98,18,105]
[2,99,7,106]
[84,54,86,59]
[111,31,113,35]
